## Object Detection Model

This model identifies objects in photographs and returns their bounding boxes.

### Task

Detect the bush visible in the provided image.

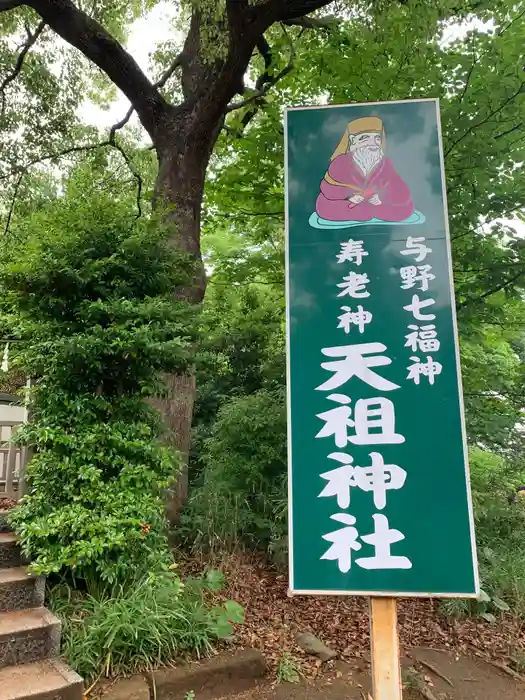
[181,388,288,565]
[441,447,525,618]
[48,569,244,684]
[190,285,285,488]
[470,447,525,616]
[0,193,196,583]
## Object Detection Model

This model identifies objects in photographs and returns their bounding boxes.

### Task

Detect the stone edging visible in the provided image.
[101,649,266,700]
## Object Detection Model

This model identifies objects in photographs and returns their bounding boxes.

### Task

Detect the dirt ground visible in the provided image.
[97,647,525,700]
[216,649,525,700]
[217,648,525,700]
[99,553,525,700]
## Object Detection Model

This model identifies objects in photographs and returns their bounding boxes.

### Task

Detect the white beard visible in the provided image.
[352,147,383,176]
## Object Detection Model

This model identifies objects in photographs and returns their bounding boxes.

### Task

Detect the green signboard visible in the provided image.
[285,99,479,597]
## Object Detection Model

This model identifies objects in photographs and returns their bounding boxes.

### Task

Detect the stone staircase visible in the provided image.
[0,529,84,700]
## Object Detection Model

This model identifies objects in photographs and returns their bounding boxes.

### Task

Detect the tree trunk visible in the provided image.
[149,373,196,524]
[151,119,216,524]
[146,4,288,523]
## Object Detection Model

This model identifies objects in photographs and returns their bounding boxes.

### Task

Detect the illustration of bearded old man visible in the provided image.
[315,117,415,222]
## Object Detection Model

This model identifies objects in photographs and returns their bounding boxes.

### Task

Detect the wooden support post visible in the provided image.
[370,597,402,700]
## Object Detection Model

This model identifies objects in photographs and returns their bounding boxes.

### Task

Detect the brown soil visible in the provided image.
[98,554,525,700]
[217,649,525,700]
[97,648,525,700]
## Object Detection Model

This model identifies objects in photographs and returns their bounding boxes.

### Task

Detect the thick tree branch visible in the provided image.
[0,19,46,120]
[105,54,184,143]
[109,105,134,142]
[226,29,294,122]
[155,53,183,90]
[281,15,336,29]
[13,0,169,138]
[226,89,267,113]
[255,35,273,91]
[270,0,334,21]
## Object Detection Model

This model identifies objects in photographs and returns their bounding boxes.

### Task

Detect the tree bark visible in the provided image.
[124,1,335,522]
[149,373,196,524]
[151,112,216,522]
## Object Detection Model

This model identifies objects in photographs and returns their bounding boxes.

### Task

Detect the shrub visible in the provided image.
[0,193,196,583]
[48,569,244,684]
[181,388,287,564]
[441,447,525,618]
[470,447,525,616]
[276,651,301,684]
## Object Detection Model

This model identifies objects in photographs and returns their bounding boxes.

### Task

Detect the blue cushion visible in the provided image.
[308,211,426,230]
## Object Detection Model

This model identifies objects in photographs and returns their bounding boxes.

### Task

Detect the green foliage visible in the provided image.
[3,0,525,634]
[469,448,525,616]
[181,387,287,563]
[1,187,196,583]
[403,667,426,693]
[440,448,525,618]
[178,6,525,620]
[276,651,301,684]
[192,285,284,469]
[48,568,244,683]
[209,599,245,638]
[202,1,525,459]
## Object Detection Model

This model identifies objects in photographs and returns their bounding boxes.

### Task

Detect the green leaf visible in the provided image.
[480,612,497,623]
[204,568,225,591]
[478,588,491,603]
[492,597,510,612]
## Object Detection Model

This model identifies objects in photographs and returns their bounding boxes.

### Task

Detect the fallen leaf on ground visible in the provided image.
[181,552,525,680]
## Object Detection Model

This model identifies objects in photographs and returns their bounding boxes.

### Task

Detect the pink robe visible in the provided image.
[316,154,415,222]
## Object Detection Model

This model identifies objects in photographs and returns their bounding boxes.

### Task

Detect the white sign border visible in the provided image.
[284,97,480,599]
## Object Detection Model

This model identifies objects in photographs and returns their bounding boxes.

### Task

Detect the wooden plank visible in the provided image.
[0,449,7,486]
[4,443,17,497]
[370,597,402,700]
[18,446,29,499]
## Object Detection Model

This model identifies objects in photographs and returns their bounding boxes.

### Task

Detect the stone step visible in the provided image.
[0,659,83,700]
[0,568,45,613]
[0,534,21,569]
[0,608,60,669]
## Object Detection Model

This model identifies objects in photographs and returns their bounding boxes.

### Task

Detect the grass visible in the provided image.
[510,651,525,673]
[402,667,426,693]
[276,651,301,684]
[47,571,223,684]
